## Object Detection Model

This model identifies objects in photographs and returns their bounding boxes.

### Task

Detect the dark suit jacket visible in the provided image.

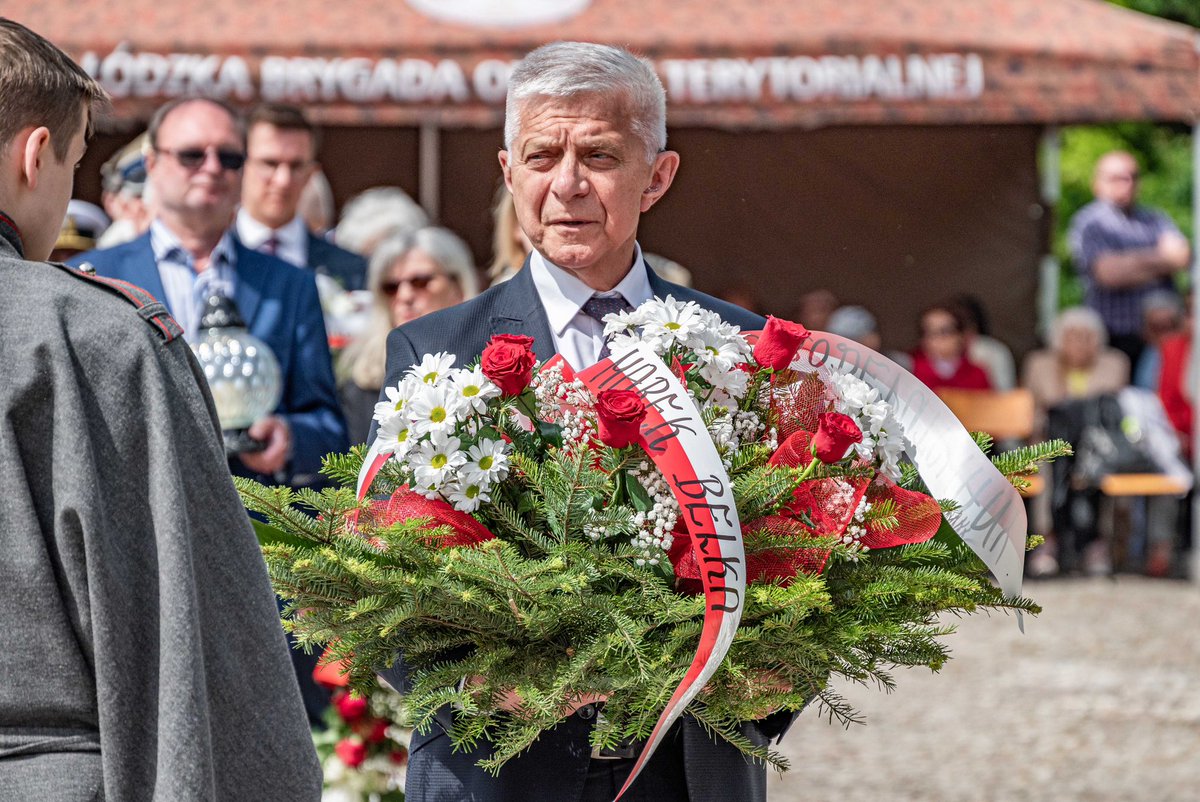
[70,233,349,487]
[374,261,792,802]
[307,232,368,292]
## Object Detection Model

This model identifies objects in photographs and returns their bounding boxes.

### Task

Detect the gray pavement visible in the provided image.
[769,576,1200,802]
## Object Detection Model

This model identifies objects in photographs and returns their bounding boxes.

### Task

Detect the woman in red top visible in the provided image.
[910,303,993,391]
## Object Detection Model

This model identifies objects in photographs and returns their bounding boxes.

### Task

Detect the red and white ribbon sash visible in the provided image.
[794,332,1027,604]
[579,344,744,801]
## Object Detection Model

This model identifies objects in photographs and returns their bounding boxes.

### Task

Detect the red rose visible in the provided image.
[753,316,811,371]
[365,717,390,743]
[390,746,409,766]
[335,737,367,768]
[312,653,351,689]
[481,334,537,396]
[594,389,648,449]
[334,691,369,722]
[811,412,863,464]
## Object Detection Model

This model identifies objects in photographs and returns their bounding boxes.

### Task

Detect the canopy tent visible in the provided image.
[16,0,1200,357]
[20,0,1200,127]
[16,0,1200,126]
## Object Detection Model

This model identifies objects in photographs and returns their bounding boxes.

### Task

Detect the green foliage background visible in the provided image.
[1054,1,1198,308]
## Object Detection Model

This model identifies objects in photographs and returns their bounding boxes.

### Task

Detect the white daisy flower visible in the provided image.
[694,327,749,374]
[700,361,749,399]
[373,375,422,424]
[446,479,492,513]
[601,306,645,339]
[449,367,501,415]
[411,432,466,491]
[375,414,415,457]
[407,384,465,437]
[640,295,706,350]
[462,438,509,485]
[406,352,457,386]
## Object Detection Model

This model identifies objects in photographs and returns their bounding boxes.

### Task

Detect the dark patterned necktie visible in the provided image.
[263,235,279,256]
[580,294,633,361]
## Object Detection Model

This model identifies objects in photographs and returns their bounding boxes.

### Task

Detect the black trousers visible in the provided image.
[580,723,689,802]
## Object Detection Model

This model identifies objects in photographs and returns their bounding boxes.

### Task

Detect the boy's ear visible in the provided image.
[21,127,53,191]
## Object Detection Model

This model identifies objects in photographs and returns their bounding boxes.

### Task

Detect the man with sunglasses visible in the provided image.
[236,103,367,291]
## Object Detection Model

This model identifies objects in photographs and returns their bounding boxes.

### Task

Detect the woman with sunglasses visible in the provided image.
[909,302,992,392]
[339,226,480,444]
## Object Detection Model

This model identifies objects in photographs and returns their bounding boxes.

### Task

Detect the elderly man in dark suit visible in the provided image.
[374,41,791,802]
[236,103,368,291]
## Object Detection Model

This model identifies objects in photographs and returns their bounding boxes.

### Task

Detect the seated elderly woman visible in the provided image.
[1022,307,1131,576]
[1021,306,1130,433]
[338,227,480,445]
[910,302,992,392]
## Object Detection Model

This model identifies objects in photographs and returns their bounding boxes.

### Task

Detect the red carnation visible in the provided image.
[753,316,811,371]
[481,334,537,396]
[334,691,369,723]
[594,389,648,449]
[335,737,367,768]
[812,412,863,464]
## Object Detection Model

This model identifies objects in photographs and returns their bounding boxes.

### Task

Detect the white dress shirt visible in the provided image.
[236,209,308,268]
[149,220,237,340]
[528,244,653,371]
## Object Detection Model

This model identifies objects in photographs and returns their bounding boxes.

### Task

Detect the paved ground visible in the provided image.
[769,575,1200,802]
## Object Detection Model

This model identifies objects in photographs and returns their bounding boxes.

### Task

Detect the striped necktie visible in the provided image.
[580,294,633,360]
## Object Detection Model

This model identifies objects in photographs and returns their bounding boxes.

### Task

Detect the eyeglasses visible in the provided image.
[156,146,246,172]
[382,274,438,295]
[248,157,315,174]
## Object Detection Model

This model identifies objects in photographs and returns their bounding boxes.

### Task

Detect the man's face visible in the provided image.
[147,100,244,230]
[499,94,678,289]
[243,123,317,229]
[1093,154,1139,210]
[25,108,88,262]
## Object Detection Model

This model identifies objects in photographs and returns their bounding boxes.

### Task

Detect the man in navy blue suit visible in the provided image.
[236,103,367,292]
[70,97,348,725]
[374,42,791,802]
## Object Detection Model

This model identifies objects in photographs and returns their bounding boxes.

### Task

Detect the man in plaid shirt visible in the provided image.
[1067,150,1190,367]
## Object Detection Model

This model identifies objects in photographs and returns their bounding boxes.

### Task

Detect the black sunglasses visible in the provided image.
[157,146,246,172]
[382,274,437,295]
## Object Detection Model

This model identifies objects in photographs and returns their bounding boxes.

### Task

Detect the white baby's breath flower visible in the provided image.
[449,367,501,414]
[410,432,466,491]
[462,438,509,485]
[407,384,465,437]
[406,352,457,386]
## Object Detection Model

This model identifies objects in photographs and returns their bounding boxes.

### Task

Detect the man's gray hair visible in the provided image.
[504,41,667,160]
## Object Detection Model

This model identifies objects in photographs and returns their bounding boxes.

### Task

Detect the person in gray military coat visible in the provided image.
[0,18,321,801]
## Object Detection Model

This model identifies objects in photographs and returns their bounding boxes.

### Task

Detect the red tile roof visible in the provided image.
[18,0,1200,127]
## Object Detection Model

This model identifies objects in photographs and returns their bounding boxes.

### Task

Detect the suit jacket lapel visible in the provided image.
[123,235,170,310]
[232,240,264,328]
[490,260,557,362]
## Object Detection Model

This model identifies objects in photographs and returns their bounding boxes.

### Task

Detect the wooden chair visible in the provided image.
[936,388,1043,495]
